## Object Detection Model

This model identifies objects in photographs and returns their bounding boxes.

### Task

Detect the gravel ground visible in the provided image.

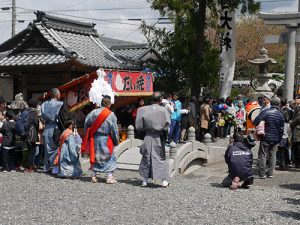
[0,168,299,225]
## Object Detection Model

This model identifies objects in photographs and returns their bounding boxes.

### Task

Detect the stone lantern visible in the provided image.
[248,48,277,99]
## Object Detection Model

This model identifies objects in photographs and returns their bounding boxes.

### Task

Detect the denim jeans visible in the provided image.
[168,120,180,144]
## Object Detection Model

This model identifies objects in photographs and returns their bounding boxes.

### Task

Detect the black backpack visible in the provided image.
[15,109,32,137]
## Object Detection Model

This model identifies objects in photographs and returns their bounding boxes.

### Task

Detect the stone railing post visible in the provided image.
[169,142,177,159]
[187,127,196,141]
[203,133,212,144]
[127,125,135,140]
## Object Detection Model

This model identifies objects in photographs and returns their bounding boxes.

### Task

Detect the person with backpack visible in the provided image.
[20,99,39,173]
[0,111,16,172]
[41,88,68,174]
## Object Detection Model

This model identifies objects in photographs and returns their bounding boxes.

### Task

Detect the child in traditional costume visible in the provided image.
[54,120,82,178]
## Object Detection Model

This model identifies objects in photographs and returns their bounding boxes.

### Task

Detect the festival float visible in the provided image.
[43,68,154,140]
[58,69,153,111]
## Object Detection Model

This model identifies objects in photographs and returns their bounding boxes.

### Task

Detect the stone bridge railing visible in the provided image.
[115,126,226,176]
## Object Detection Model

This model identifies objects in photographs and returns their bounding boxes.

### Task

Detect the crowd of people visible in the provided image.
[0,88,299,189]
[222,94,300,190]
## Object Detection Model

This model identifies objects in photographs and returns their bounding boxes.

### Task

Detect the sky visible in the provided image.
[0,0,299,45]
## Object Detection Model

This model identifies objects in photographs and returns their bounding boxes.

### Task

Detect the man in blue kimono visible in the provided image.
[84,96,119,184]
[41,88,64,174]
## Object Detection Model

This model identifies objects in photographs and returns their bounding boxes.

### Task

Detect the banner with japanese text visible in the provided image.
[219,1,236,98]
[105,70,153,96]
[59,70,153,111]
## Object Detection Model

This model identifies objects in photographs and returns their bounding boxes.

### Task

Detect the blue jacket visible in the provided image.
[171,100,182,121]
[225,142,253,179]
[253,106,284,143]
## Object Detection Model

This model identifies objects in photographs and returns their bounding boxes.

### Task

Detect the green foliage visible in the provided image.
[144,0,260,97]
[269,55,285,74]
[235,59,256,80]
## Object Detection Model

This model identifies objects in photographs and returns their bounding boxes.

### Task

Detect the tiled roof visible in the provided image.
[111,44,151,61]
[0,54,66,66]
[0,11,139,70]
[100,37,139,49]
[55,30,125,69]
[0,51,10,60]
[36,11,97,36]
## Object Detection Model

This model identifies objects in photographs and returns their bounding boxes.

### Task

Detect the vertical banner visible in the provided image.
[219,2,236,98]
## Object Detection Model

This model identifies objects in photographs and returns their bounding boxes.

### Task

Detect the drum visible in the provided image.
[245,101,261,134]
[248,108,261,122]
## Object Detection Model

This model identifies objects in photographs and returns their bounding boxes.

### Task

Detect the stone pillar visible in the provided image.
[127,125,135,139]
[187,127,196,141]
[203,133,212,144]
[285,25,297,101]
[169,142,177,159]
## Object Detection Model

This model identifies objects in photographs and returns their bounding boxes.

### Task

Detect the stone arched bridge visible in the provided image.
[114,126,227,176]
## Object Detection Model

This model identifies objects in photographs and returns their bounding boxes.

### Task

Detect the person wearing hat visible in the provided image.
[290,94,300,168]
[222,132,254,190]
[260,93,272,112]
[253,96,284,179]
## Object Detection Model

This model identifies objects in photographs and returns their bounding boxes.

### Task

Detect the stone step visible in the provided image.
[118,164,139,170]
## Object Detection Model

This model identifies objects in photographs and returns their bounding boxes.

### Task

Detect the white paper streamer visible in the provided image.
[89,68,116,106]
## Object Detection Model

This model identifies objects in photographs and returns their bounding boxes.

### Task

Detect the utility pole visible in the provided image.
[11,0,16,37]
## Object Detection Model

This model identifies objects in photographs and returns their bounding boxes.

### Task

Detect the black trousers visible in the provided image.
[26,142,37,168]
[292,142,300,167]
[200,128,208,142]
[2,147,16,171]
[278,146,289,170]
